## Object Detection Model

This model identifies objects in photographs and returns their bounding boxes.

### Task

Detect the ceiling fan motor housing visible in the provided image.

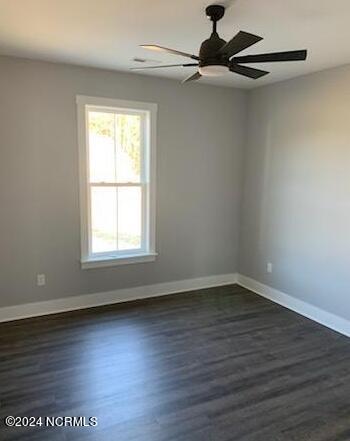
[199,33,227,68]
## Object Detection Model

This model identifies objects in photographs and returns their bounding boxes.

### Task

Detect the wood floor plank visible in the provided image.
[0,284,349,440]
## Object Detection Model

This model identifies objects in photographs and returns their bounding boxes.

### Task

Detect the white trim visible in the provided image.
[237,274,350,338]
[81,252,158,269]
[76,95,158,114]
[76,95,157,268]
[4,273,347,338]
[0,273,238,323]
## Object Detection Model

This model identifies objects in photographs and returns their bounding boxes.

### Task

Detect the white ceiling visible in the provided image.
[0,0,350,89]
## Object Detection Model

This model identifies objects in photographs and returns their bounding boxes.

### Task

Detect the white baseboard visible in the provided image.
[0,273,238,323]
[5,272,347,338]
[237,274,350,338]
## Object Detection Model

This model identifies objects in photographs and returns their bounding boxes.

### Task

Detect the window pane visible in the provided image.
[88,111,115,182]
[115,114,141,183]
[117,187,142,250]
[91,187,117,253]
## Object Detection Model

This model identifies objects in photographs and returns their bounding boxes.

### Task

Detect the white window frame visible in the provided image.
[76,95,157,269]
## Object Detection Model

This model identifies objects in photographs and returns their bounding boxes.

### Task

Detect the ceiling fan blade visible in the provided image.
[219,31,263,58]
[131,63,198,70]
[230,64,269,79]
[140,45,199,60]
[233,50,307,64]
[182,71,202,84]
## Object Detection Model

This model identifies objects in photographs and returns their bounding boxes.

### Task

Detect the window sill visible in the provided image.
[81,253,157,270]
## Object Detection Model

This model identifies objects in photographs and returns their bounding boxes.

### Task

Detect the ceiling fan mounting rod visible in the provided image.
[206,4,225,34]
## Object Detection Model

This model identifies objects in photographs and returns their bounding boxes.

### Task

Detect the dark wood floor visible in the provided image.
[0,284,350,441]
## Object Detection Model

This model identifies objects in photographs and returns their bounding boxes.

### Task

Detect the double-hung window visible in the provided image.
[77,96,157,269]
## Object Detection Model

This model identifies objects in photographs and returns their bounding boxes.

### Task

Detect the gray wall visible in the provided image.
[239,65,350,320]
[0,56,246,307]
[3,54,349,320]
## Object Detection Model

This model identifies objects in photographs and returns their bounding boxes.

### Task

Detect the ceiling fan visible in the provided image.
[131,4,307,83]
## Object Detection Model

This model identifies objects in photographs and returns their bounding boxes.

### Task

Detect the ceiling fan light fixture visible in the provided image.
[198,64,228,76]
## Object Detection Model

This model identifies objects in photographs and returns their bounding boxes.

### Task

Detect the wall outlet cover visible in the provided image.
[37,274,46,286]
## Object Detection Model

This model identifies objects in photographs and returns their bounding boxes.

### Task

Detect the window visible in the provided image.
[77,96,157,269]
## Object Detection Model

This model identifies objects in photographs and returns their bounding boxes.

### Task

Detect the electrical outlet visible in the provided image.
[267,263,273,273]
[37,274,46,286]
